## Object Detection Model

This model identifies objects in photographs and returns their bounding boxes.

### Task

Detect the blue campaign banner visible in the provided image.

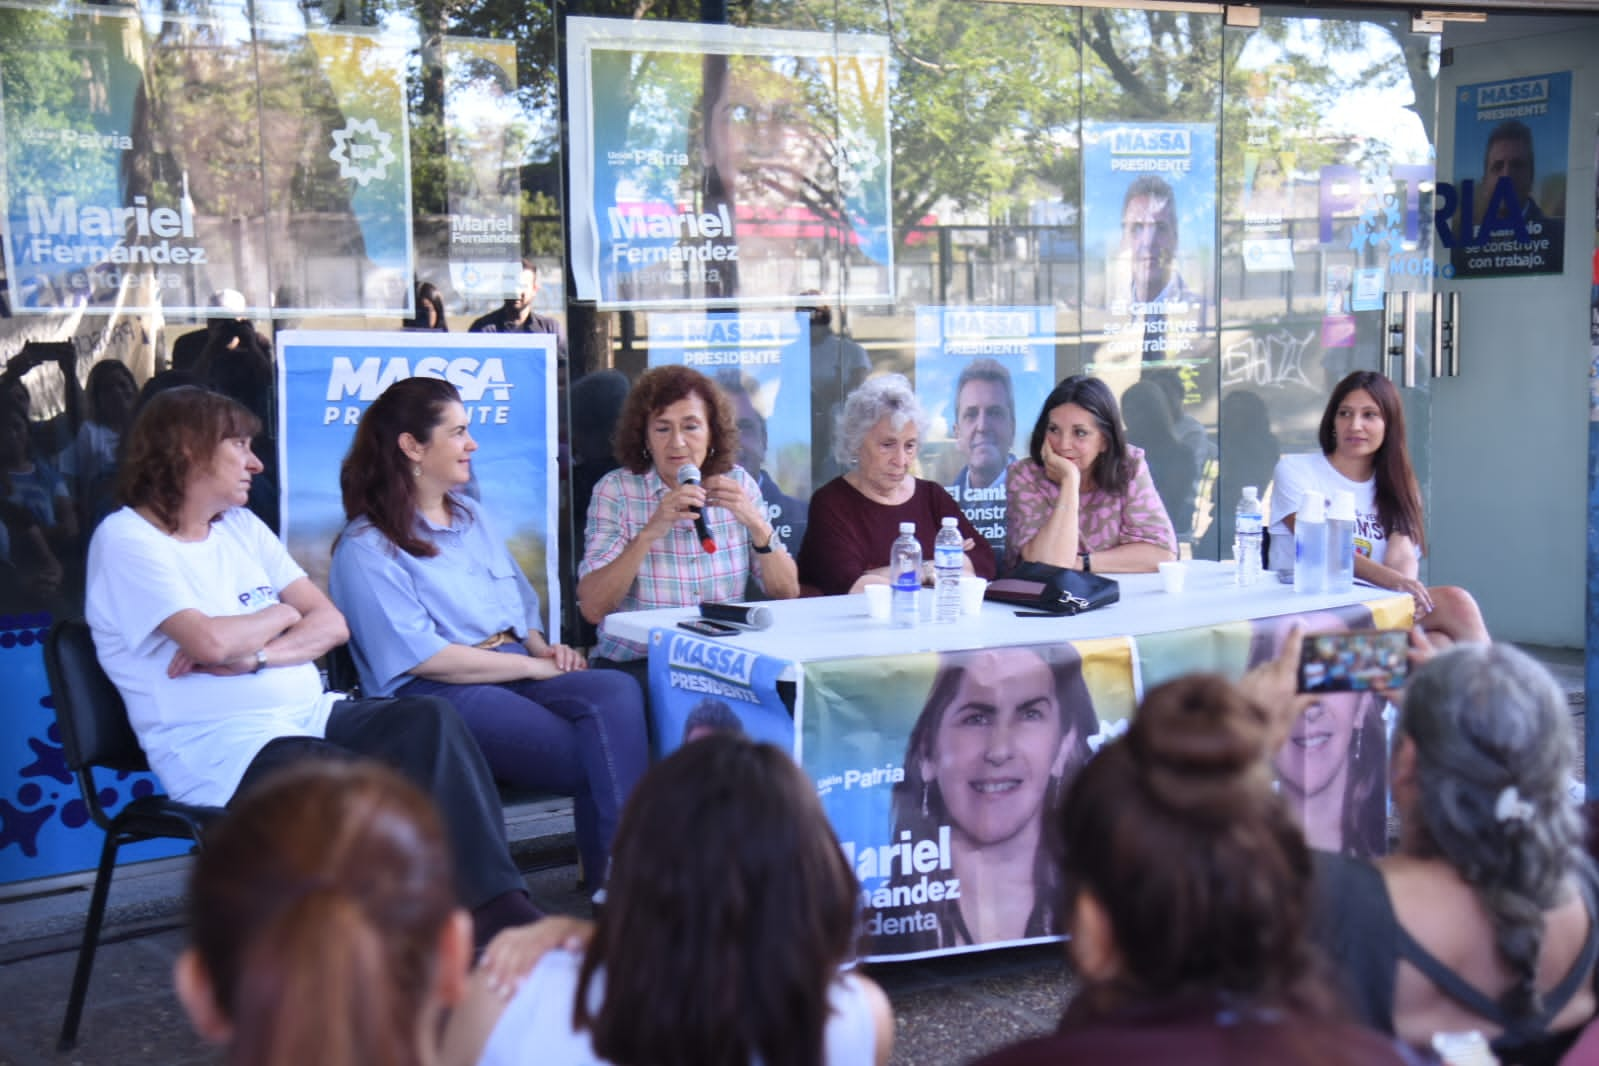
[648,310,812,553]
[1449,72,1570,279]
[800,639,1135,960]
[1081,121,1218,397]
[0,9,414,316]
[0,615,186,885]
[276,330,560,636]
[565,17,893,310]
[645,626,793,759]
[913,306,1056,564]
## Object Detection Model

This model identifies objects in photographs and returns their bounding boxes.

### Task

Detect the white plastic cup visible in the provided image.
[863,583,892,621]
[1158,560,1187,595]
[958,576,988,616]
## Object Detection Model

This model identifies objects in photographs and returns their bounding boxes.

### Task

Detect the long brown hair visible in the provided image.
[1060,675,1336,1020]
[118,386,261,532]
[576,735,859,1066]
[1317,371,1425,554]
[186,760,459,1066]
[340,377,465,557]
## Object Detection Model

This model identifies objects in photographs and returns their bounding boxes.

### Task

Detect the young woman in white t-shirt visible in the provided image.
[1268,371,1488,644]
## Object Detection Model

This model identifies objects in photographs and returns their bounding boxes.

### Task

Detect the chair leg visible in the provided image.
[58,826,123,1052]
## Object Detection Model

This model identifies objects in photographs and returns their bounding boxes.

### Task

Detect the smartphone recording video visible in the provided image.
[1297,629,1409,694]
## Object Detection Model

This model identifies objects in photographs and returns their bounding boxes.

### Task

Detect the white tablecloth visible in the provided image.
[601,561,1402,677]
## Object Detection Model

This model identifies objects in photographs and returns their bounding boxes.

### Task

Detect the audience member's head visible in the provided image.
[1396,643,1585,1024]
[1059,674,1331,1019]
[575,734,859,1066]
[176,760,471,1066]
[406,281,449,331]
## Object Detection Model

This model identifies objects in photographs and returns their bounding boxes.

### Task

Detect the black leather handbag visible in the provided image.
[984,561,1120,615]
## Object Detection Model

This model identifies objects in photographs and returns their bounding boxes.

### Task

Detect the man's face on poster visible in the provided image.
[731,390,767,477]
[1121,193,1178,303]
[1483,135,1534,205]
[954,378,1014,487]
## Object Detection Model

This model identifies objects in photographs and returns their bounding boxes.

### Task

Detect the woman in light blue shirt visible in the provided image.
[330,377,647,889]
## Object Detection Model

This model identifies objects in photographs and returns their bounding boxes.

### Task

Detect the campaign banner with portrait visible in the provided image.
[1448,72,1570,279]
[0,8,414,317]
[1081,121,1218,403]
[1133,596,1413,861]
[800,638,1136,961]
[913,306,1055,565]
[443,37,528,303]
[275,331,559,635]
[565,17,893,310]
[648,310,812,553]
[645,627,793,760]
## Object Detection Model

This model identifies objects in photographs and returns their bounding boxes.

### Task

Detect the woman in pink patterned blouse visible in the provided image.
[1004,375,1177,574]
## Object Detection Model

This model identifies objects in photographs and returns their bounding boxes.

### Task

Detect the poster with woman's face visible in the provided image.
[1249,607,1392,859]
[800,637,1136,961]
[565,18,892,310]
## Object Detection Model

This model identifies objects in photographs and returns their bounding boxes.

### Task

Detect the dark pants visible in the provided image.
[233,695,523,909]
[401,650,648,884]
[591,654,655,749]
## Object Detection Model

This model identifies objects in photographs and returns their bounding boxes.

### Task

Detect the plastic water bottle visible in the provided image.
[1294,492,1328,595]
[890,522,922,628]
[1326,490,1356,593]
[933,516,963,624]
[1234,485,1264,587]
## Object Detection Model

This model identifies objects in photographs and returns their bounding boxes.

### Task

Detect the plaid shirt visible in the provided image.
[581,465,768,661]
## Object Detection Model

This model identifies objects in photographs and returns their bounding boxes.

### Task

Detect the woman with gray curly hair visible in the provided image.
[1312,641,1596,1064]
[795,374,995,595]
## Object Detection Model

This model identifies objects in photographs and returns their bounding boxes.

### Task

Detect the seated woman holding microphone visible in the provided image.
[1269,371,1488,644]
[796,373,995,595]
[330,377,647,892]
[1005,374,1177,574]
[577,365,798,675]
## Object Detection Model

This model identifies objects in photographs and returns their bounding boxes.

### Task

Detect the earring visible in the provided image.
[920,782,929,819]
[413,463,421,478]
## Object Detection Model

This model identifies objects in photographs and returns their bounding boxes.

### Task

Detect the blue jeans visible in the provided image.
[402,648,648,884]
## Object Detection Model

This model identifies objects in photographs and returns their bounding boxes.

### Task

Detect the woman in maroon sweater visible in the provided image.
[796,373,995,595]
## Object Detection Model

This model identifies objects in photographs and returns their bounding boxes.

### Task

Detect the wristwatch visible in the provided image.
[752,531,776,555]
[1079,550,1092,573]
[253,648,268,673]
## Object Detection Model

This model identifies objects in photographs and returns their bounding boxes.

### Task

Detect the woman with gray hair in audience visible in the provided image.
[1313,641,1596,1065]
[796,373,995,595]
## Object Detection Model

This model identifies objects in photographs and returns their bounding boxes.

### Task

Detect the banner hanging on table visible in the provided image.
[913,306,1056,564]
[648,310,812,553]
[1448,72,1570,280]
[276,331,560,636]
[0,9,413,317]
[647,627,793,759]
[800,638,1136,961]
[565,17,893,310]
[1131,596,1412,862]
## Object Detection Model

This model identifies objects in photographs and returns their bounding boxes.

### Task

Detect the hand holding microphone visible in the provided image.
[676,463,717,554]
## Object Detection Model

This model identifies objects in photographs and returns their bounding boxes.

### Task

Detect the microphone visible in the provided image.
[700,602,774,630]
[676,463,717,554]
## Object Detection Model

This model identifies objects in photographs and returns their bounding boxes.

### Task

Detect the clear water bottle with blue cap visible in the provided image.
[890,522,922,628]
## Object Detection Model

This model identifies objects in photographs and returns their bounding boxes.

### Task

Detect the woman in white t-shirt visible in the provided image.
[1268,371,1488,644]
[441,734,894,1066]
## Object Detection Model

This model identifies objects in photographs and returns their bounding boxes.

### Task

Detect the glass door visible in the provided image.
[1214,10,1442,564]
